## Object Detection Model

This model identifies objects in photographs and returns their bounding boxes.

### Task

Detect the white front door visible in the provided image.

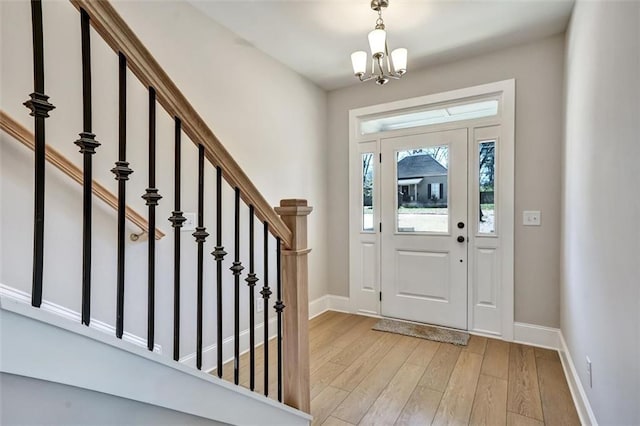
[380,128,468,329]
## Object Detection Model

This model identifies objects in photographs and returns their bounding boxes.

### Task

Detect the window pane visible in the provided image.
[479,141,496,234]
[362,153,374,231]
[360,99,498,135]
[396,147,449,233]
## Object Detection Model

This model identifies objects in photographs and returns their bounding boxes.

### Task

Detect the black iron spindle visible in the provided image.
[274,237,285,402]
[24,0,55,308]
[141,87,162,350]
[112,52,133,338]
[211,166,226,377]
[168,118,186,361]
[193,145,209,370]
[245,206,258,391]
[230,188,244,385]
[261,222,272,396]
[74,8,100,326]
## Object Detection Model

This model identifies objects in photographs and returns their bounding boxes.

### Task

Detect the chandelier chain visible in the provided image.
[376,9,385,29]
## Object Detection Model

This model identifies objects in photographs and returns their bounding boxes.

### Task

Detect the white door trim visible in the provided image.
[348,79,515,340]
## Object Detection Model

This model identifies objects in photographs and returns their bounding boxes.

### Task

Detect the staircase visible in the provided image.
[0,1,312,424]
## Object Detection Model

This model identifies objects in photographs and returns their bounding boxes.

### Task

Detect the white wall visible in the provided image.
[328,34,565,328]
[107,0,329,302]
[561,1,640,423]
[0,0,327,365]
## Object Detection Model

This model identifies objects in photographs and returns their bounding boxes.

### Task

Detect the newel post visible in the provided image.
[275,199,312,413]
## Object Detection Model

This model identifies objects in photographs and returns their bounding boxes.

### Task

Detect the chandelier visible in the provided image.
[350,0,407,85]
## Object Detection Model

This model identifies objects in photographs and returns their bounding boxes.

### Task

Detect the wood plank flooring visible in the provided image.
[215,312,579,425]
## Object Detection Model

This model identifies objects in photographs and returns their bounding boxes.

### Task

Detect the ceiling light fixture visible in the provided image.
[351,0,407,86]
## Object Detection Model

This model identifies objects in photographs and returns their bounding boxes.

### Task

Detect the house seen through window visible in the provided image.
[396,146,449,233]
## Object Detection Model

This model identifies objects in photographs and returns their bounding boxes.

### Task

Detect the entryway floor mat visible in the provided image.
[372,318,469,346]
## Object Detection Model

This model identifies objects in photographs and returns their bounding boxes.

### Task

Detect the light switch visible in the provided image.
[182,212,196,232]
[523,210,541,226]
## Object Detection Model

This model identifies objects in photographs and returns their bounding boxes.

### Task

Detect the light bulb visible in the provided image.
[391,48,407,74]
[368,29,386,57]
[351,51,367,76]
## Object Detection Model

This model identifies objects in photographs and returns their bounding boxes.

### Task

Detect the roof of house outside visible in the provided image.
[397,154,447,178]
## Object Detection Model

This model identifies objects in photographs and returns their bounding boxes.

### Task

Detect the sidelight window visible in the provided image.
[478,140,496,234]
[362,152,374,232]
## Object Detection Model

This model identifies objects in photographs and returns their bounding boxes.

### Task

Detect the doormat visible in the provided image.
[372,318,469,346]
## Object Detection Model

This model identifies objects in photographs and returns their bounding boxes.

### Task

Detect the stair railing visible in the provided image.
[19,0,311,413]
[0,110,165,241]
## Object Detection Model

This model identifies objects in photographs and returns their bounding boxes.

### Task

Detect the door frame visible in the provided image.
[348,79,515,340]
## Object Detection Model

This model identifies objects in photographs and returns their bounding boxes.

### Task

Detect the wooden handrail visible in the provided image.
[70,0,294,249]
[0,110,165,240]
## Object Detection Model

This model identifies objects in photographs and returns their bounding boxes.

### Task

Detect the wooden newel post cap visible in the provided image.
[280,199,308,207]
[275,199,313,216]
[275,199,312,251]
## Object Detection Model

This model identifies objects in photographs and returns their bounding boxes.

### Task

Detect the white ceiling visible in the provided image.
[189,0,574,91]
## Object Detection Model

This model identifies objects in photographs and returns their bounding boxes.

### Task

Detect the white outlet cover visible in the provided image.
[182,212,197,232]
[523,210,541,226]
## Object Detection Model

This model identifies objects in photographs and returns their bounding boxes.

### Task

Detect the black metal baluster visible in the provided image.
[193,145,209,370]
[74,9,100,326]
[168,118,186,361]
[24,0,55,308]
[141,87,162,350]
[245,206,258,391]
[261,222,271,396]
[230,188,244,385]
[274,237,285,402]
[211,166,226,377]
[112,52,133,338]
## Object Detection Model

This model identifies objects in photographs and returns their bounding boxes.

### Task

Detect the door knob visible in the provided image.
[457,222,465,229]
[457,236,465,243]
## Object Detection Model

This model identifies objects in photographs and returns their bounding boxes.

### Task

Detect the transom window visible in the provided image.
[359,99,498,135]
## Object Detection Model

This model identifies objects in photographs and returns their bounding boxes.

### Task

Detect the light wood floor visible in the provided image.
[216,311,580,426]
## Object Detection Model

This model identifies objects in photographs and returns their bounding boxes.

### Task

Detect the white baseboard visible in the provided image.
[183,294,347,373]
[327,295,351,313]
[558,332,598,426]
[181,294,351,372]
[180,317,278,373]
[513,322,561,350]
[309,295,330,319]
[175,294,351,373]
[0,283,162,353]
[309,295,351,319]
